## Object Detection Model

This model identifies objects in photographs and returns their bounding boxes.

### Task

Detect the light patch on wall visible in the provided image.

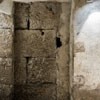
[74,12,100,90]
[0,0,13,15]
[0,0,70,15]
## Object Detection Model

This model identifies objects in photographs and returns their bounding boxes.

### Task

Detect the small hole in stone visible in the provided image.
[56,37,62,48]
[41,31,44,36]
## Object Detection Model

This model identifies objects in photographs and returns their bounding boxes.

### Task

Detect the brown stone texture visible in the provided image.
[0,29,13,57]
[14,84,56,100]
[14,2,70,100]
[0,8,13,99]
[14,30,56,58]
[0,58,13,84]
[14,3,29,29]
[29,2,61,29]
[56,3,71,100]
[0,84,13,100]
[0,13,13,28]
[27,58,56,84]
[14,57,26,85]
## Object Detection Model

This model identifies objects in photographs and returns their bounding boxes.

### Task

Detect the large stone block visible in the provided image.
[29,2,61,29]
[14,84,56,100]
[0,13,13,28]
[27,58,56,84]
[14,30,56,57]
[0,84,13,100]
[0,58,13,84]
[14,3,29,29]
[0,29,13,57]
[14,58,26,85]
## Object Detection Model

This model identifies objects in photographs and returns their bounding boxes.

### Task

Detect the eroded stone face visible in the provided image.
[27,58,56,84]
[14,58,26,85]
[0,13,13,28]
[14,2,70,100]
[29,2,61,29]
[0,58,13,84]
[14,30,56,58]
[0,29,13,57]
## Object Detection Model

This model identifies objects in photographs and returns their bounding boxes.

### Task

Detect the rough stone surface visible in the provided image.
[0,29,13,57]
[27,58,56,84]
[0,13,13,28]
[13,2,70,100]
[0,1,14,100]
[56,3,71,100]
[29,2,61,29]
[14,84,56,100]
[14,3,29,29]
[14,30,56,57]
[0,84,13,100]
[0,58,13,84]
[14,58,26,85]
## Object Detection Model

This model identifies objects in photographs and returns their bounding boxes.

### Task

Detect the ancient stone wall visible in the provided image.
[0,12,14,99]
[13,2,71,100]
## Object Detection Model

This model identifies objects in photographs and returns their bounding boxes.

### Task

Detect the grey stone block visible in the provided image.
[27,58,56,84]
[29,2,61,29]
[0,58,13,84]
[14,57,26,85]
[14,3,29,29]
[0,29,13,57]
[0,13,13,28]
[14,30,56,57]
[14,84,56,100]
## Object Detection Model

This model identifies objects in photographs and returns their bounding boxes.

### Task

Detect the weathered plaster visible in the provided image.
[73,0,100,99]
[74,0,100,34]
[74,12,100,90]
